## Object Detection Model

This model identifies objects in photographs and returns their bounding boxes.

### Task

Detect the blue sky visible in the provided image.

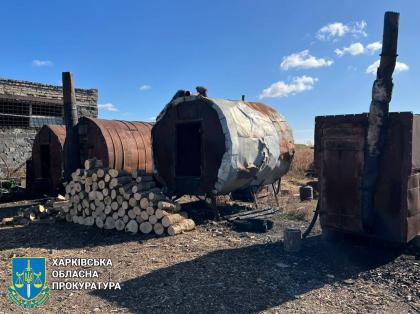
[0,1,418,143]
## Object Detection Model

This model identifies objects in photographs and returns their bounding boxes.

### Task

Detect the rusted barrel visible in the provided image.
[77,117,153,174]
[31,125,66,193]
[152,95,295,196]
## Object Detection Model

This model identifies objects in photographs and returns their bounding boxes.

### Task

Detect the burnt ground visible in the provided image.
[0,190,418,313]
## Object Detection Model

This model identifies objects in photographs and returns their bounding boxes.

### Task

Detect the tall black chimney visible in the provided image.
[361,12,400,232]
[62,72,80,181]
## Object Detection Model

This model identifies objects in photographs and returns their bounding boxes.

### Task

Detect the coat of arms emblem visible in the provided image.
[8,257,49,309]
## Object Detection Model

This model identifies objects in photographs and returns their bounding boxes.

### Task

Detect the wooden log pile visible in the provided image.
[63,158,195,236]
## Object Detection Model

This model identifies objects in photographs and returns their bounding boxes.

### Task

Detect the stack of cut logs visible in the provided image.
[63,158,195,236]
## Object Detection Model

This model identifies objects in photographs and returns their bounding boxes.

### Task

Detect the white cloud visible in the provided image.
[366,60,409,75]
[280,50,333,70]
[335,41,382,56]
[317,22,349,40]
[259,76,318,99]
[366,41,382,54]
[98,103,119,112]
[139,84,152,91]
[317,20,367,41]
[32,59,53,67]
[335,43,365,56]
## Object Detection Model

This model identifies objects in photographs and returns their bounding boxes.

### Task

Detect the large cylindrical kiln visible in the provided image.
[77,117,153,174]
[31,124,66,194]
[152,95,294,196]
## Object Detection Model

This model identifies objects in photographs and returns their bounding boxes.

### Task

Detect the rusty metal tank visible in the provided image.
[31,124,66,193]
[77,117,153,174]
[152,95,294,196]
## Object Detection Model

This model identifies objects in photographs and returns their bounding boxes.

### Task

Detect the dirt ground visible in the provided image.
[0,180,419,313]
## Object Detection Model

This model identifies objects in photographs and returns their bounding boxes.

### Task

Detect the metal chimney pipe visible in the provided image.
[361,12,400,232]
[62,72,80,181]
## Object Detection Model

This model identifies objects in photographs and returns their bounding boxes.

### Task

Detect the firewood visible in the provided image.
[125,220,138,234]
[133,206,141,216]
[149,215,158,225]
[96,191,104,201]
[122,215,129,224]
[167,219,195,236]
[119,182,135,194]
[158,201,176,211]
[115,219,125,231]
[117,207,125,217]
[127,209,136,219]
[140,198,149,209]
[98,180,106,190]
[104,217,116,229]
[104,173,111,183]
[135,215,144,223]
[85,216,95,226]
[104,196,112,205]
[108,169,127,178]
[84,158,103,170]
[162,213,186,228]
[110,176,132,189]
[155,209,168,219]
[104,205,112,215]
[153,223,165,235]
[146,206,155,216]
[95,217,104,228]
[139,221,153,234]
[111,202,119,211]
[128,198,137,208]
[112,212,119,220]
[97,168,105,178]
[140,211,149,221]
[121,201,129,210]
[133,192,142,201]
[148,192,165,202]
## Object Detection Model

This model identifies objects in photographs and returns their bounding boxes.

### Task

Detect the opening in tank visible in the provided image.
[176,122,202,177]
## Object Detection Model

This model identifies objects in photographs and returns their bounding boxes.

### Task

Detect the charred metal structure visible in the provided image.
[77,117,153,175]
[152,95,294,196]
[315,12,420,244]
[30,125,66,194]
[315,113,420,244]
[0,78,97,179]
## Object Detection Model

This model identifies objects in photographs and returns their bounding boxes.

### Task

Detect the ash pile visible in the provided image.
[62,158,195,236]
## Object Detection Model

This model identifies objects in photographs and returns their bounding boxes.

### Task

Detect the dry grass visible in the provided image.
[287,144,314,178]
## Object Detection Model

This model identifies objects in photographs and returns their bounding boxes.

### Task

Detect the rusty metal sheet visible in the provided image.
[77,117,153,174]
[31,124,66,194]
[315,112,420,244]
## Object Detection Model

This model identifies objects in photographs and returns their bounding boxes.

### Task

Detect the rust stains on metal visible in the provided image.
[31,124,66,193]
[315,112,420,244]
[153,96,294,196]
[77,117,153,174]
[245,102,295,162]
